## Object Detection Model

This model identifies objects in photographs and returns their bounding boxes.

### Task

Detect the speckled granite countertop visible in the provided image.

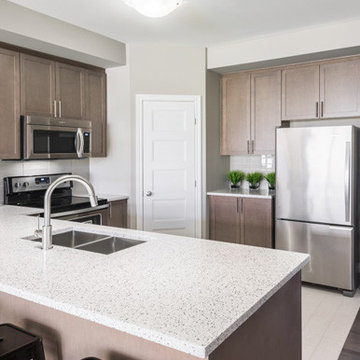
[0,205,307,358]
[207,188,275,199]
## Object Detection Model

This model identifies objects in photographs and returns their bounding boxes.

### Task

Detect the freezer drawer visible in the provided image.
[276,219,354,291]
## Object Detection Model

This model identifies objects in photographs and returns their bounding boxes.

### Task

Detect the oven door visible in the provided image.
[24,124,91,160]
[53,206,109,226]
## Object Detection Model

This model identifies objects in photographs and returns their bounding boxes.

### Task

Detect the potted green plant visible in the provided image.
[227,170,245,189]
[264,172,275,190]
[245,172,263,190]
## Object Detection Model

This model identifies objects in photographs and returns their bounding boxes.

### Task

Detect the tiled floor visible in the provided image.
[302,285,360,360]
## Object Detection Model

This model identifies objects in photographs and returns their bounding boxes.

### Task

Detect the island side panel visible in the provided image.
[0,292,205,360]
[209,272,301,360]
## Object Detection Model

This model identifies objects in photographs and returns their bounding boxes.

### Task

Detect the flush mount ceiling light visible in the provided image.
[122,0,183,18]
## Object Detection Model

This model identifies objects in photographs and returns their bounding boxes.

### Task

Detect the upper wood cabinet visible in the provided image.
[86,70,106,157]
[221,73,250,155]
[251,70,281,154]
[209,195,273,248]
[0,49,20,159]
[320,59,360,118]
[282,58,360,120]
[281,64,319,121]
[221,69,281,155]
[20,54,56,117]
[55,63,86,120]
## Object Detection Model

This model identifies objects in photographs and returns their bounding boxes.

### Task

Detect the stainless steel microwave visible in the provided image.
[22,116,91,160]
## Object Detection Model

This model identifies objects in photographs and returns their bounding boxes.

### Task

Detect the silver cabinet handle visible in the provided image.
[345,141,350,222]
[145,191,153,197]
[54,100,57,118]
[247,140,250,154]
[321,101,324,117]
[251,140,254,154]
[316,101,319,118]
[59,100,62,118]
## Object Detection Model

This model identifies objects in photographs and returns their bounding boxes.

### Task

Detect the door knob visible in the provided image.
[145,191,153,197]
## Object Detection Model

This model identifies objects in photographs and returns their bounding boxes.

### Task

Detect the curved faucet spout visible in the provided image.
[42,175,98,250]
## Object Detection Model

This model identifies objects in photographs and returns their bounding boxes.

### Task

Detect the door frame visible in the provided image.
[136,94,202,238]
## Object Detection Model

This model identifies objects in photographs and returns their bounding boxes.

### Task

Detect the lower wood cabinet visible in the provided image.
[108,199,128,228]
[209,195,274,248]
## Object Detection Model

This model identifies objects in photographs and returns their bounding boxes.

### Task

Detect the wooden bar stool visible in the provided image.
[0,323,45,360]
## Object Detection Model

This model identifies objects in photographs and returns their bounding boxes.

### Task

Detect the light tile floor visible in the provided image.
[302,285,360,360]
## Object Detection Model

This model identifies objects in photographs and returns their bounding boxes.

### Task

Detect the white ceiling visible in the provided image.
[7,0,360,46]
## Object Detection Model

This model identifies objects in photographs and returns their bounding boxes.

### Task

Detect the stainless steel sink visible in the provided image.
[22,230,145,254]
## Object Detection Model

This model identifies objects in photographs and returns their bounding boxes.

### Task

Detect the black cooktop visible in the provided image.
[23,196,108,213]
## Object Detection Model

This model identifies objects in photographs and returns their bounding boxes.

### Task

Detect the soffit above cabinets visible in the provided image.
[7,0,360,46]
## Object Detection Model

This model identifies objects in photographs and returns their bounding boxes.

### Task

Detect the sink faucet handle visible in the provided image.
[34,214,42,237]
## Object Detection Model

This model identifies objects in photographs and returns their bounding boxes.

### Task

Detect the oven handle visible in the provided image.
[50,204,109,218]
[67,213,103,225]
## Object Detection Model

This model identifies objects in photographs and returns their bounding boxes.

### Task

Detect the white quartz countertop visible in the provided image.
[97,193,129,202]
[207,188,275,199]
[0,205,308,358]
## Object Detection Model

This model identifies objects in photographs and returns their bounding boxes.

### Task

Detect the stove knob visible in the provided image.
[22,182,29,188]
[14,182,21,189]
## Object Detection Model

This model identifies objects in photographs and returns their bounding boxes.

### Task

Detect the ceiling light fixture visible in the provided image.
[122,0,183,18]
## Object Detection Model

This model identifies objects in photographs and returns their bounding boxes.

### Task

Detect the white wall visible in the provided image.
[89,64,131,211]
[90,44,207,230]
[208,18,360,71]
[0,0,125,67]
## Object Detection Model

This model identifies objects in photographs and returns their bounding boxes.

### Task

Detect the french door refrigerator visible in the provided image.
[276,126,359,296]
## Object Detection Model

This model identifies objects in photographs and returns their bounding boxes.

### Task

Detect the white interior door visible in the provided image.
[138,96,199,237]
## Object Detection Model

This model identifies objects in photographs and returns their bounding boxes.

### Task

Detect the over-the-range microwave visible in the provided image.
[21,116,91,160]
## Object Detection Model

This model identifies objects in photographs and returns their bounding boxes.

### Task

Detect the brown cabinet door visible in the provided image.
[221,74,251,155]
[86,70,106,157]
[56,62,86,120]
[320,59,360,118]
[20,54,56,117]
[241,198,273,248]
[0,49,20,159]
[209,196,240,243]
[282,65,320,120]
[108,200,128,228]
[251,70,281,154]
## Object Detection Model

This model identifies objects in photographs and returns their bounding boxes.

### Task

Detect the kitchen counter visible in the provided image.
[97,193,129,202]
[207,188,275,199]
[0,205,307,358]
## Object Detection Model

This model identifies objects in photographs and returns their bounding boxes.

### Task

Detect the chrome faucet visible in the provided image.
[41,175,98,250]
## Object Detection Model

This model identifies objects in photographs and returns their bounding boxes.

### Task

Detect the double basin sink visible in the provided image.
[24,230,145,255]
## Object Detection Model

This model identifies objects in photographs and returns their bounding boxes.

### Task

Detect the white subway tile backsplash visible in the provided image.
[229,154,275,190]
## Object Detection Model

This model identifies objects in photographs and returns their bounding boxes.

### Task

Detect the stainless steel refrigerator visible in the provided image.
[276,126,359,296]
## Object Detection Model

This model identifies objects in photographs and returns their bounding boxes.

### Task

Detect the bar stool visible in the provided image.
[0,323,45,360]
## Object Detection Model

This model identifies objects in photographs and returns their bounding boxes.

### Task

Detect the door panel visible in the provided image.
[320,59,360,118]
[20,54,55,117]
[251,70,281,154]
[242,198,273,248]
[209,196,240,243]
[282,65,319,120]
[221,74,250,155]
[143,100,197,237]
[276,219,354,290]
[0,48,20,159]
[56,63,86,120]
[276,127,354,225]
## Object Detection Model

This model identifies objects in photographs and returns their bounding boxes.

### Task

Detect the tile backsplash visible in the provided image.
[0,159,90,203]
[230,154,275,189]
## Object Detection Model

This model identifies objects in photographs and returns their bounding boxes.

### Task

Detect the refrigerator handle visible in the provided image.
[345,141,350,222]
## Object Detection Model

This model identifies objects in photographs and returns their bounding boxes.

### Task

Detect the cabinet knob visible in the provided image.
[145,191,153,197]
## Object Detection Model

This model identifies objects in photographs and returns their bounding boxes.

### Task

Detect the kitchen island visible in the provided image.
[0,205,309,360]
